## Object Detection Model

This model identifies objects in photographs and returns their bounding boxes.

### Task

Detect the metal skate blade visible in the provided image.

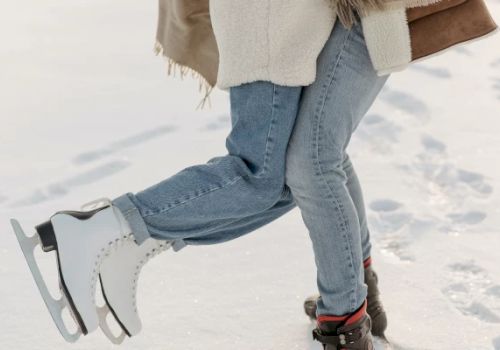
[97,305,126,344]
[10,219,82,343]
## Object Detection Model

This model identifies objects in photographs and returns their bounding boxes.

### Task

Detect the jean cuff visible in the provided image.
[113,194,151,245]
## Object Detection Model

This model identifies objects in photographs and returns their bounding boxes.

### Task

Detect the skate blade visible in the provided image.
[97,305,127,345]
[10,219,82,343]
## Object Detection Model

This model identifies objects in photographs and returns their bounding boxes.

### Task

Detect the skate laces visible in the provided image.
[82,199,136,306]
[80,198,172,310]
[131,241,172,312]
[90,233,135,305]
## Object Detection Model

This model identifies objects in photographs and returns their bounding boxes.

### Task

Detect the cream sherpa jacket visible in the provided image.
[208,0,438,89]
[156,0,495,90]
[209,0,336,89]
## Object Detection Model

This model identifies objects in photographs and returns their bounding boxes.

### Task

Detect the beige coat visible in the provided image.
[155,0,497,92]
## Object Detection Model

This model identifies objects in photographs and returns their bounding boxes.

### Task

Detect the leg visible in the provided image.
[113,82,302,247]
[183,187,296,245]
[286,20,388,316]
[168,92,375,248]
[343,155,372,262]
[181,140,372,248]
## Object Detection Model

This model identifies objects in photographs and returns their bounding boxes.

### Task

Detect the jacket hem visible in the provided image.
[362,3,412,73]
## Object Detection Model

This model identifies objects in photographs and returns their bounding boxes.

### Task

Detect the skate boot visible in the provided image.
[97,237,171,343]
[304,265,387,338]
[79,199,172,344]
[11,201,135,343]
[312,301,373,350]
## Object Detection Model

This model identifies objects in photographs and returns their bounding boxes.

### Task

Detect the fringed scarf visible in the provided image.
[332,0,388,27]
[154,0,445,100]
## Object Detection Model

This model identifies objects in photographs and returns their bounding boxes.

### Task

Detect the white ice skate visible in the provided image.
[80,199,172,344]
[11,202,133,343]
[97,237,171,343]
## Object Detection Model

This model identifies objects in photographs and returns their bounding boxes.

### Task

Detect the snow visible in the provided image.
[1,1,500,349]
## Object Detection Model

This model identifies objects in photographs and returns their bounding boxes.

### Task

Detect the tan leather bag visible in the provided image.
[407,0,497,60]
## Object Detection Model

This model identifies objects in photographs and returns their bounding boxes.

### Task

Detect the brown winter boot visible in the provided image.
[304,262,387,337]
[313,301,374,350]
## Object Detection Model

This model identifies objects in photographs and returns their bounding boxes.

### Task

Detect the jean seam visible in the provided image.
[256,84,278,178]
[311,28,359,311]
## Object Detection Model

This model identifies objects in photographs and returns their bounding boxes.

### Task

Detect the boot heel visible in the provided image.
[36,221,58,252]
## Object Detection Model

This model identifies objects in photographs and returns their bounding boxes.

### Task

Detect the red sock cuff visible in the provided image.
[317,300,367,326]
[345,300,367,325]
[317,314,349,323]
[363,257,372,269]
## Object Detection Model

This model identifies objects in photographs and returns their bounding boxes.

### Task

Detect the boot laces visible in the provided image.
[131,241,172,312]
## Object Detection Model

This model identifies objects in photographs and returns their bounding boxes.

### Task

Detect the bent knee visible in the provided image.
[285,143,323,195]
[286,143,347,195]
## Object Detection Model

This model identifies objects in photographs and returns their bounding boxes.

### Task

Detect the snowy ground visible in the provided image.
[1,1,500,349]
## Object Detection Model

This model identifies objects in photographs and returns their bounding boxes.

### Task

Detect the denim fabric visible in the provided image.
[113,20,387,316]
[285,21,388,315]
[113,82,302,246]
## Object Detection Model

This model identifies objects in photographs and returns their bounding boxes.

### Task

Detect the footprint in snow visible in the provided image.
[368,199,420,262]
[491,58,500,68]
[379,87,430,122]
[409,64,452,79]
[370,199,403,213]
[353,114,402,154]
[73,125,177,165]
[421,134,447,154]
[404,134,493,233]
[201,114,231,131]
[493,336,500,350]
[447,211,487,226]
[10,160,130,207]
[408,134,493,200]
[442,261,500,324]
[493,77,500,89]
[492,77,500,100]
[456,169,494,195]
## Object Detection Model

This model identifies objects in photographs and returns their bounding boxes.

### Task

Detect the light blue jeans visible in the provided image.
[113,20,388,316]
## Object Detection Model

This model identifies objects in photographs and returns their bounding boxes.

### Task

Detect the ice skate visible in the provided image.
[10,201,133,343]
[79,199,172,344]
[97,237,171,343]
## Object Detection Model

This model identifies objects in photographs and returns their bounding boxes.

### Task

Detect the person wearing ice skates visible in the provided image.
[11,0,497,349]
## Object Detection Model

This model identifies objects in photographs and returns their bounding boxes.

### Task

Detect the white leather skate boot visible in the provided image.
[11,201,133,343]
[81,199,172,344]
[97,237,171,343]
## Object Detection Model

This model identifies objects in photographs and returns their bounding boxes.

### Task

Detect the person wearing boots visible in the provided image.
[11,0,497,348]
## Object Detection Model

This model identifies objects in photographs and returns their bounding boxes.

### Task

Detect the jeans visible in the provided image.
[113,20,388,316]
[285,21,389,315]
[114,82,303,250]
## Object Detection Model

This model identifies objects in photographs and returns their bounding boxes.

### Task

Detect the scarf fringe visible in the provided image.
[154,41,214,110]
[331,0,387,28]
[154,0,446,106]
